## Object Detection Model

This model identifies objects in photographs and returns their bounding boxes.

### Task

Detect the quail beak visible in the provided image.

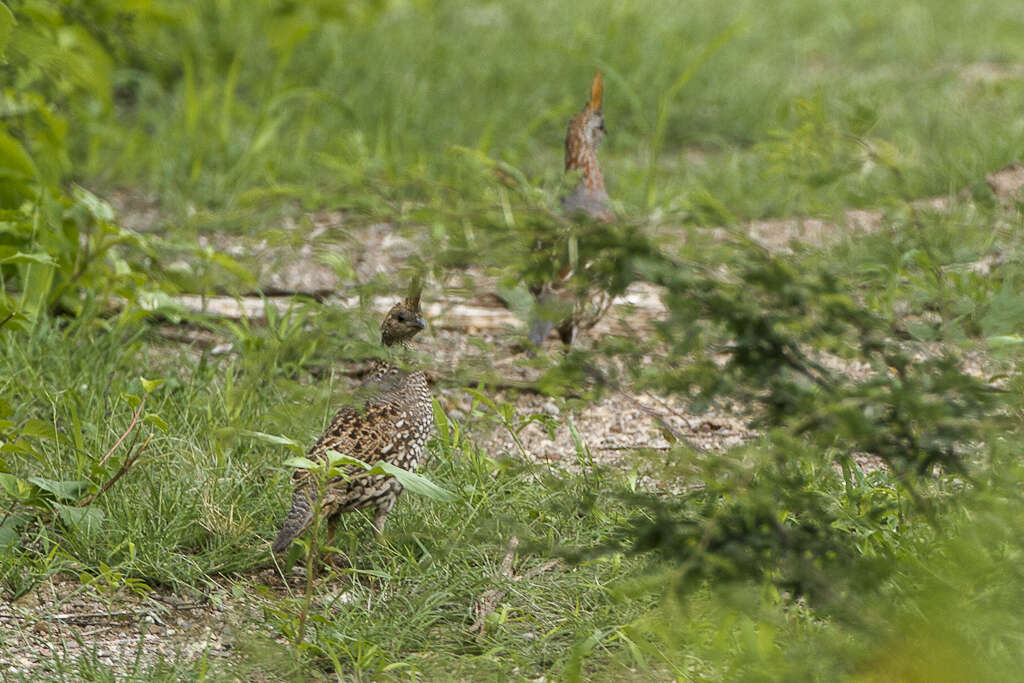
[414,317,426,330]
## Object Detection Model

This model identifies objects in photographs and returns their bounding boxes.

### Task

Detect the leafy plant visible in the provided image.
[0,378,165,531]
[0,1,173,327]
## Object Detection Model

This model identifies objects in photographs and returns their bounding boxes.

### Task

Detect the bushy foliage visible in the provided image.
[0,1,166,326]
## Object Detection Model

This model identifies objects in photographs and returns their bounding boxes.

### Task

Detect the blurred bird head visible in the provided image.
[381,279,426,347]
[565,69,607,171]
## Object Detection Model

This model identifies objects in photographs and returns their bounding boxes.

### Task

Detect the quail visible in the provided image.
[529,70,615,347]
[272,285,434,554]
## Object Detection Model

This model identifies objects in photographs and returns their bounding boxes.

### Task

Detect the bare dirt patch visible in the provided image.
[986,162,1024,203]
[1,576,237,677]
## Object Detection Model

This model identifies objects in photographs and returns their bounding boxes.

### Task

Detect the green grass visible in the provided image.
[82,0,1024,223]
[4,0,1024,679]
[0,316,665,678]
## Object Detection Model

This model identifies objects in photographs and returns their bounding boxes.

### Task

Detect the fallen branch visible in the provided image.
[498,536,519,576]
[471,537,561,637]
[471,537,519,635]
[0,608,159,626]
[521,558,561,580]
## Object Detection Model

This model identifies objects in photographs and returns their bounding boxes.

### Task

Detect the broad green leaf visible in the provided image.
[658,426,678,444]
[0,249,56,266]
[143,413,168,432]
[282,456,319,470]
[71,184,115,222]
[986,335,1024,347]
[367,461,456,502]
[0,472,30,500]
[238,429,304,453]
[140,377,165,394]
[565,628,606,683]
[18,418,55,439]
[53,502,104,533]
[19,260,55,322]
[28,477,89,501]
[494,282,534,317]
[0,515,21,548]
[325,450,369,469]
[567,417,586,454]
[0,439,37,456]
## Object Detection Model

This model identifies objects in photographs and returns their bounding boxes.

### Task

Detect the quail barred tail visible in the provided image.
[272,488,315,553]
